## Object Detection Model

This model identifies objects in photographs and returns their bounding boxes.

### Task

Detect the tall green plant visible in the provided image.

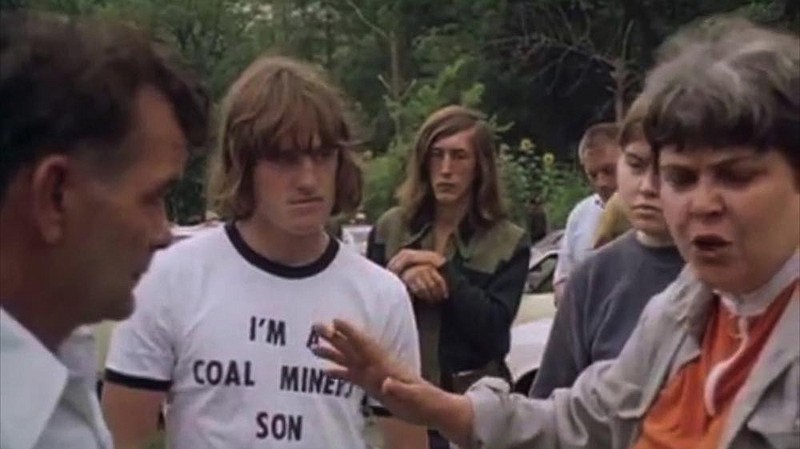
[501,138,590,230]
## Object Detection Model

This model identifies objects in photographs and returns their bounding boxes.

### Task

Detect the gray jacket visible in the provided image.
[465,265,799,449]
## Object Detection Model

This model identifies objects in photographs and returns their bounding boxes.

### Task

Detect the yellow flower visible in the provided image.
[519,138,534,153]
[543,152,555,167]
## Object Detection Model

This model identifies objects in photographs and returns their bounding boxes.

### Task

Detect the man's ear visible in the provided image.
[29,154,76,244]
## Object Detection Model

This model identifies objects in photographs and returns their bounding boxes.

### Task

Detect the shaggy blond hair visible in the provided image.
[207,55,362,219]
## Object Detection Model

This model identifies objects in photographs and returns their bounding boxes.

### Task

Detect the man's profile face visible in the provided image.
[582,145,620,202]
[65,86,187,322]
[428,127,478,208]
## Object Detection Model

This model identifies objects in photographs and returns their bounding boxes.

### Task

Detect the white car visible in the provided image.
[505,230,562,393]
[341,224,372,256]
[505,293,556,393]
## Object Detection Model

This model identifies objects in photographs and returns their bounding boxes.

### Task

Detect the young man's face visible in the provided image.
[68,86,186,322]
[250,133,338,238]
[428,128,478,208]
[659,146,800,293]
[616,140,669,239]
[582,145,620,203]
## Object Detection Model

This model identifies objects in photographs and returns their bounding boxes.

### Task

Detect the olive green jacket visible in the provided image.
[367,206,530,391]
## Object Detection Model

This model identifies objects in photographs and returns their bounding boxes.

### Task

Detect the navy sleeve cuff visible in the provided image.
[104,368,172,392]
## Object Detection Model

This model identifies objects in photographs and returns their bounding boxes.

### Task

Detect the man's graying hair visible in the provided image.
[577,123,620,163]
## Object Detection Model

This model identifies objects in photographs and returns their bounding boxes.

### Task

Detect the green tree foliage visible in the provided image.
[4,0,797,225]
[362,57,488,221]
[500,139,589,229]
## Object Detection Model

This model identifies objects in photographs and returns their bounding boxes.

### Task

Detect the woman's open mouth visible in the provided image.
[691,234,732,256]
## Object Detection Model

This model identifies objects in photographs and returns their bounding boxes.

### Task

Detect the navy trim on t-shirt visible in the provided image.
[104,368,172,392]
[370,406,391,417]
[360,394,393,417]
[225,222,339,279]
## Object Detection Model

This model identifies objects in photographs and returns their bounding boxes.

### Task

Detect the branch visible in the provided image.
[564,59,595,96]
[620,20,635,61]
[525,34,617,69]
[555,4,579,44]
[344,0,389,40]
[546,46,573,94]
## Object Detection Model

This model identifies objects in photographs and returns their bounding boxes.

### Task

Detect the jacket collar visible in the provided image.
[668,251,800,336]
[720,285,799,448]
[661,266,715,338]
[661,255,800,448]
[405,209,478,259]
[717,252,799,317]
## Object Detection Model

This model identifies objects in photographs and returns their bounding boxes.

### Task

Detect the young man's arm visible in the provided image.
[377,416,429,449]
[101,257,177,449]
[384,231,530,367]
[435,234,530,361]
[101,383,165,449]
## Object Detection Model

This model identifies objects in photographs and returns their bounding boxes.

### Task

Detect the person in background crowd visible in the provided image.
[553,122,621,303]
[0,11,209,449]
[312,16,799,449]
[367,105,529,449]
[529,94,684,398]
[101,55,426,449]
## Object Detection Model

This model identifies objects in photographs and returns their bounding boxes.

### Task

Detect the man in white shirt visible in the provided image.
[553,123,621,303]
[101,56,427,449]
[0,12,209,449]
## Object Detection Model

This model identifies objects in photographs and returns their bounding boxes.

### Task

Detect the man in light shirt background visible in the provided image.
[0,12,209,449]
[553,123,621,303]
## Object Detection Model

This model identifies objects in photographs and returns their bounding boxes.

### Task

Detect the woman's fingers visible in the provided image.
[310,344,348,367]
[313,322,363,365]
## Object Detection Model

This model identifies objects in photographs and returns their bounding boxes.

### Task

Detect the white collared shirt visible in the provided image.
[0,309,112,449]
[554,193,605,286]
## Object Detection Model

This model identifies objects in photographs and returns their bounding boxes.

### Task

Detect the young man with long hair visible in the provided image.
[367,105,529,448]
[102,56,426,449]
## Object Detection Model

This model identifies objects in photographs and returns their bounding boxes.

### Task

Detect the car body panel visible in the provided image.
[341,224,372,256]
[505,229,562,392]
[506,293,555,386]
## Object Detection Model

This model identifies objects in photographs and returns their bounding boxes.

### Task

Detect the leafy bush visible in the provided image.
[362,148,406,222]
[500,138,590,230]
[363,57,495,221]
[497,148,532,226]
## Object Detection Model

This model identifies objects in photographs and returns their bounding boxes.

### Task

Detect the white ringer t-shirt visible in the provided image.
[105,224,420,449]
